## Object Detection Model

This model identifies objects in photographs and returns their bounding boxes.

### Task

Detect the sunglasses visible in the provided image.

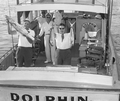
[59,28,65,30]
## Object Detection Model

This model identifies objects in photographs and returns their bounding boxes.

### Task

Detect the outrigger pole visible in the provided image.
[104,0,113,65]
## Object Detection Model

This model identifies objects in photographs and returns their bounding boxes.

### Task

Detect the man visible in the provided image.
[7,18,35,67]
[38,13,53,63]
[55,23,74,65]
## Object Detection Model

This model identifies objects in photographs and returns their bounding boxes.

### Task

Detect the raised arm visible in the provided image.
[7,21,17,35]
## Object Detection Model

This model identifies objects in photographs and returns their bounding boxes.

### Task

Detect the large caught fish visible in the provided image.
[5,15,35,41]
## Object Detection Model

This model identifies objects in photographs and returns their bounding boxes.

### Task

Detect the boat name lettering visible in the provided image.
[10,93,88,101]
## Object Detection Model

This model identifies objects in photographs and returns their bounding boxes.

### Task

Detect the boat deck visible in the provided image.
[32,43,106,75]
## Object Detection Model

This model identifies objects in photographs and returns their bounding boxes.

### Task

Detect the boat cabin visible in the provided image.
[14,0,108,74]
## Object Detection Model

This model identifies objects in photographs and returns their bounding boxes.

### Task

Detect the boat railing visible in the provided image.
[0,45,17,70]
[0,48,13,60]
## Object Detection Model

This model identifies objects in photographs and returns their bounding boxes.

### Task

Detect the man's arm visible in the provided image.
[25,30,35,44]
[7,21,17,35]
[27,30,35,38]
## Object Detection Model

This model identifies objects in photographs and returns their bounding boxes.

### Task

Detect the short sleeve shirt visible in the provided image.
[18,29,35,47]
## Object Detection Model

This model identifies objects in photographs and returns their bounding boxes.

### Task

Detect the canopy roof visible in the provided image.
[16,0,108,14]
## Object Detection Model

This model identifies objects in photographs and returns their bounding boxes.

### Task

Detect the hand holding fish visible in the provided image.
[5,15,16,25]
[5,15,34,41]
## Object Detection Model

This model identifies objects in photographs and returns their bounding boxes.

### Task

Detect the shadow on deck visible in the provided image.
[34,43,80,67]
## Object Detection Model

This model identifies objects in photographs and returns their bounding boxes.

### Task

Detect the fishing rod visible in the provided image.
[7,0,16,65]
[7,0,15,50]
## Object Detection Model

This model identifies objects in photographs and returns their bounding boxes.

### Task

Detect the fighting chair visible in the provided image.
[78,30,104,69]
[78,45,104,69]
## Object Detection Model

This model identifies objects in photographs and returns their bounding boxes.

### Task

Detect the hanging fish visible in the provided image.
[53,11,62,26]
[5,15,35,41]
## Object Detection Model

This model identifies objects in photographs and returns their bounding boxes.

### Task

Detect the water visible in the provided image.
[111,0,120,56]
[0,0,18,56]
[0,0,120,57]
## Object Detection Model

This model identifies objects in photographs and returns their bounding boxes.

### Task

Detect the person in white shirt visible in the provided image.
[7,18,35,67]
[55,23,74,65]
[38,13,53,63]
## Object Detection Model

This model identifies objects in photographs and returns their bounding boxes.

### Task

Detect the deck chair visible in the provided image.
[78,45,104,69]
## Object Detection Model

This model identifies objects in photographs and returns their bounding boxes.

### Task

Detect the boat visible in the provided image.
[0,0,120,100]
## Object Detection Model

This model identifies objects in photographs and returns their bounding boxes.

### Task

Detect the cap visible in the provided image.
[24,18,30,23]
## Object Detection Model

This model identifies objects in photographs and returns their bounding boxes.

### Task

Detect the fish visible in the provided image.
[36,16,46,25]
[5,15,35,41]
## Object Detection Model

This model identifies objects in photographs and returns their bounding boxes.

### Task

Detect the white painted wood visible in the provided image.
[54,0,76,3]
[0,87,119,101]
[12,66,78,72]
[15,3,107,13]
[0,70,113,86]
[6,66,15,71]
[0,86,119,101]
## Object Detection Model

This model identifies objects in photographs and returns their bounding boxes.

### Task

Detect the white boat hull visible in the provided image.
[0,86,118,101]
